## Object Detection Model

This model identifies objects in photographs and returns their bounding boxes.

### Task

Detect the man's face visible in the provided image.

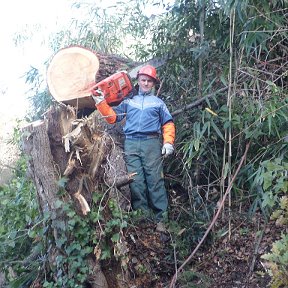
[138,75,155,93]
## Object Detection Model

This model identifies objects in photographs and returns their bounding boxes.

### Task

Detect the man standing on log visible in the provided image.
[92,65,175,232]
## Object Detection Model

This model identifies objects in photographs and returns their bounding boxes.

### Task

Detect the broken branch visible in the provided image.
[169,141,251,288]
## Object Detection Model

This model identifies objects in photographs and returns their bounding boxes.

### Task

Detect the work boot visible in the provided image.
[156,222,166,232]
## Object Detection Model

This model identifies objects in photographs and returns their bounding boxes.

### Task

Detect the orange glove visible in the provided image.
[95,100,117,124]
[162,121,175,145]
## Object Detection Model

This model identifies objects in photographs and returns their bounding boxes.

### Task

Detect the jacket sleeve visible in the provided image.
[95,101,117,124]
[162,121,175,145]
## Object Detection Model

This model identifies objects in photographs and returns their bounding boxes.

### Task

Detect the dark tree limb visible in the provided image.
[171,87,228,117]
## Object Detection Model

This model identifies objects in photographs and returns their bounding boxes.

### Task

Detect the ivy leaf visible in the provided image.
[55,200,63,209]
[263,172,273,190]
[262,191,276,208]
[8,240,15,248]
[28,229,37,238]
[111,233,120,243]
[101,248,111,260]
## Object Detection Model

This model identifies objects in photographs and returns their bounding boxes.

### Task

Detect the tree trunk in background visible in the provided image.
[198,0,205,99]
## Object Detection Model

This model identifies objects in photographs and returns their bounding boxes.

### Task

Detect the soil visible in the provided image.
[123,211,282,288]
[190,212,281,288]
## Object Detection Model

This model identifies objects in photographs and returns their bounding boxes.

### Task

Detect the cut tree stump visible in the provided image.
[46,46,141,109]
[22,103,132,287]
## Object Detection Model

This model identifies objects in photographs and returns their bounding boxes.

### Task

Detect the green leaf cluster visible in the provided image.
[257,159,288,287]
[0,156,39,286]
[262,233,288,288]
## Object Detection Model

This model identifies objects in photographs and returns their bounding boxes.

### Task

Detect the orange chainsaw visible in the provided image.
[90,71,134,106]
[46,46,136,109]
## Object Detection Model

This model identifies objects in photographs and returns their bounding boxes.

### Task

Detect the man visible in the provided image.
[92,65,175,231]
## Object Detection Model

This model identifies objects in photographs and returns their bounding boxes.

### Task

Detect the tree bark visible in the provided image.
[22,103,132,287]
[22,119,60,212]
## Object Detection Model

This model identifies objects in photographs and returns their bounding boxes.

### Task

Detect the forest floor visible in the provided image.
[125,209,281,288]
[190,211,281,288]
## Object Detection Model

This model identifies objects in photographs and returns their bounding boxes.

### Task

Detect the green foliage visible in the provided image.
[11,0,288,285]
[41,201,96,287]
[146,5,287,285]
[43,192,127,288]
[259,161,288,287]
[248,156,288,217]
[271,196,288,227]
[262,232,288,288]
[234,0,287,56]
[0,156,39,286]
[70,0,161,58]
[0,158,130,287]
[24,66,53,121]
[260,160,288,208]
[180,106,226,170]
[40,194,130,287]
[178,270,212,288]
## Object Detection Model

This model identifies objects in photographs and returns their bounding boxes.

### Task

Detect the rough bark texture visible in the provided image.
[22,120,60,212]
[22,103,132,287]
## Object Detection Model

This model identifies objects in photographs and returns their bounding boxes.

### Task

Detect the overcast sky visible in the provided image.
[0,0,79,121]
[0,0,172,124]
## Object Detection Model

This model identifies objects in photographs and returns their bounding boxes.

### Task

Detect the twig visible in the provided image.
[227,7,236,240]
[169,141,251,288]
[169,231,178,285]
[248,225,266,276]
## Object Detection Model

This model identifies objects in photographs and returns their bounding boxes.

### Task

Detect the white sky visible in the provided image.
[0,0,78,121]
[0,0,172,126]
[0,0,173,182]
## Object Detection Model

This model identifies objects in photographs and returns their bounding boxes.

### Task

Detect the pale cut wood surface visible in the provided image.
[47,46,99,106]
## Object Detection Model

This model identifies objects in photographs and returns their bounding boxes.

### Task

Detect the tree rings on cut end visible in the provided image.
[47,46,99,108]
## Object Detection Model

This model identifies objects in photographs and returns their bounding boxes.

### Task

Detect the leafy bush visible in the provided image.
[259,160,288,288]
[0,156,39,286]
[262,233,288,288]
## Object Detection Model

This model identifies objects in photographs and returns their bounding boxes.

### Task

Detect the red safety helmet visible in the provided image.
[137,65,159,82]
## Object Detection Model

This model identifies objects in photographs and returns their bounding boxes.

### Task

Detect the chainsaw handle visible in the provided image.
[91,85,104,97]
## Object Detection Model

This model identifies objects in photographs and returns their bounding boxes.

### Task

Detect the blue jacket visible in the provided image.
[113,90,173,136]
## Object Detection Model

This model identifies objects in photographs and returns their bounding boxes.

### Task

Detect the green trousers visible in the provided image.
[124,137,168,221]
